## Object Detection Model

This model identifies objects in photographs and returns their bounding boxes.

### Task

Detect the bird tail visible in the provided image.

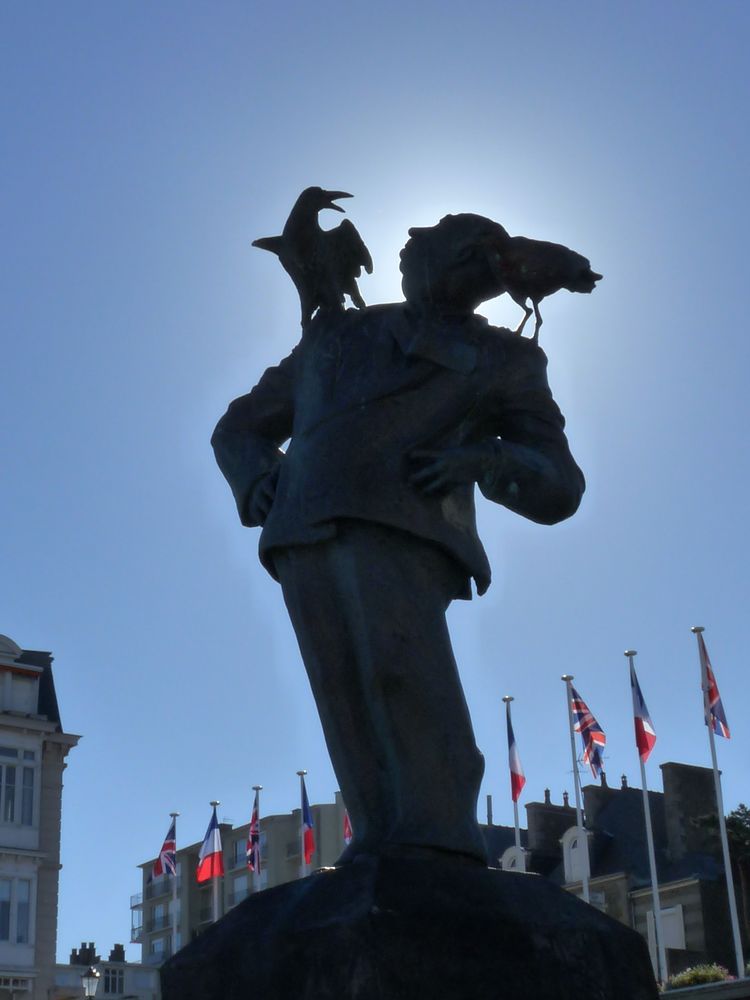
[252,236,285,256]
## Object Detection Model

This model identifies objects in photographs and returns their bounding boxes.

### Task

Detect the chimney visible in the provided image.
[525,789,574,853]
[661,762,721,861]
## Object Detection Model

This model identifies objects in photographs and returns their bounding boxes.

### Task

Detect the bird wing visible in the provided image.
[329,219,373,275]
[500,237,574,300]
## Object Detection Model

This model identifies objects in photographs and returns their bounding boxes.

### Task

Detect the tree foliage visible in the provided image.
[725,804,750,862]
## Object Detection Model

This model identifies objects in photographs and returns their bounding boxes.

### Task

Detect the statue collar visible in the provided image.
[389,308,480,374]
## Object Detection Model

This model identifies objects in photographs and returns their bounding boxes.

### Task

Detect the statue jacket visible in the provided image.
[211,304,584,597]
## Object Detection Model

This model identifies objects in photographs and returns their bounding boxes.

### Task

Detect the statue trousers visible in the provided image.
[272,519,487,865]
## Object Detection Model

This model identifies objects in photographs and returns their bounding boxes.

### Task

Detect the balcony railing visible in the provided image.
[145,876,181,900]
[228,887,249,907]
[143,948,173,967]
[130,891,143,908]
[130,924,144,943]
[147,914,172,932]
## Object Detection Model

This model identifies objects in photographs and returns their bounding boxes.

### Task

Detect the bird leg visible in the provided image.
[347,284,367,310]
[531,301,543,344]
[515,303,533,337]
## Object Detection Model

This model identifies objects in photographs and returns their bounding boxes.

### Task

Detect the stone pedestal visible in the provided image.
[160,856,659,999]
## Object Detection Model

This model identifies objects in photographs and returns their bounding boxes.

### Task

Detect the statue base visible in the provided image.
[160,855,658,999]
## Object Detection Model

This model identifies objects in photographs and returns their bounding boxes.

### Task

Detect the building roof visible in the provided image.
[481,823,528,862]
[16,649,62,728]
[0,634,23,663]
[0,636,63,730]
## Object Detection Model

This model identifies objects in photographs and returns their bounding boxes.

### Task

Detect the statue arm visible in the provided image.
[211,350,297,526]
[476,352,585,525]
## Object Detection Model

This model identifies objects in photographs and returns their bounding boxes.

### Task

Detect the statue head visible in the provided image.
[400,213,510,316]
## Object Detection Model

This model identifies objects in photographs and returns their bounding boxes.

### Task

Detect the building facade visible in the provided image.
[131,792,348,966]
[0,635,79,1000]
[52,943,159,1000]
[131,762,744,979]
[484,762,745,977]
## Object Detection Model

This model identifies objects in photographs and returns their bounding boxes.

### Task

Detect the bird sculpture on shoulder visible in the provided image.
[252,186,373,327]
[497,234,602,344]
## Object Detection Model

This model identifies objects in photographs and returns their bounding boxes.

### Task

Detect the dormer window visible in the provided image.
[500,845,527,872]
[0,664,41,715]
[561,825,590,884]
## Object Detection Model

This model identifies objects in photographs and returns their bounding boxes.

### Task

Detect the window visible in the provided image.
[3,765,16,822]
[10,676,36,714]
[15,880,29,943]
[21,768,33,825]
[231,874,248,906]
[589,890,606,913]
[152,902,167,931]
[500,846,526,872]
[0,747,35,826]
[0,880,10,940]
[103,967,125,994]
[0,977,31,991]
[561,826,590,884]
[233,839,247,867]
[0,877,33,943]
[646,903,686,963]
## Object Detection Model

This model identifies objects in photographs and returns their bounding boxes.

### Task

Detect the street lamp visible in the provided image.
[81,966,100,998]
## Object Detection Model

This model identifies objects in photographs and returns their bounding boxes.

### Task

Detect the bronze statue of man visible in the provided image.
[212,212,585,866]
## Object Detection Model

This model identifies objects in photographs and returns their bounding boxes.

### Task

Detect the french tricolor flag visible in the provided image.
[343,810,353,846]
[506,709,526,803]
[630,661,657,762]
[301,777,315,864]
[196,805,225,883]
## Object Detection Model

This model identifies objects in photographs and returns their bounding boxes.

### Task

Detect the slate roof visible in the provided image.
[15,648,63,730]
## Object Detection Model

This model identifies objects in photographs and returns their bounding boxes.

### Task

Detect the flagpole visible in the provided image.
[502,696,522,852]
[561,675,590,903]
[170,811,179,957]
[210,800,221,923]
[297,771,307,880]
[625,651,667,983]
[252,785,263,893]
[691,626,744,978]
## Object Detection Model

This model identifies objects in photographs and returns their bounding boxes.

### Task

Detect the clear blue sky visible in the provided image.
[2,0,748,962]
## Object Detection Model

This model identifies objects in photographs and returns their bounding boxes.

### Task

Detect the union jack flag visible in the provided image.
[152,817,176,879]
[246,789,261,872]
[697,632,730,739]
[571,685,607,778]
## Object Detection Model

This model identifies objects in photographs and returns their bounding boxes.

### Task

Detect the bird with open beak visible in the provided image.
[252,186,373,326]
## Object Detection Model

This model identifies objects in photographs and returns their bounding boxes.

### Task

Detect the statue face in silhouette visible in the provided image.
[399,214,508,316]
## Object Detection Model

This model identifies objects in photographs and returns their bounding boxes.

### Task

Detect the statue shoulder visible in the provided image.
[482,322,549,364]
[304,303,402,338]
